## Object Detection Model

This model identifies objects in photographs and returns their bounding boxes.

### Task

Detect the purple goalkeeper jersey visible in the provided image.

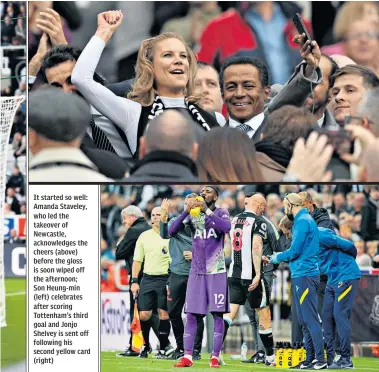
[169,208,231,275]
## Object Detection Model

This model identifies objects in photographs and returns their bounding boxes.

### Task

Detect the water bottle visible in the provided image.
[241,342,248,361]
[276,342,284,369]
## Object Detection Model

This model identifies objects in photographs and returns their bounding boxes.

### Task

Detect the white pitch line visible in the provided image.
[6,291,26,297]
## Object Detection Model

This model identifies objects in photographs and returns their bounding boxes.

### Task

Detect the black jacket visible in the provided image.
[125,151,200,182]
[107,79,135,97]
[80,133,129,180]
[361,200,379,242]
[310,205,334,230]
[115,217,150,274]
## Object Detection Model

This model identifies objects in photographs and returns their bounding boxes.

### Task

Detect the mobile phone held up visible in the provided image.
[326,128,353,156]
[293,13,313,51]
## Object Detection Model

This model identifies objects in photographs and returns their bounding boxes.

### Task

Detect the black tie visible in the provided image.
[89,116,116,153]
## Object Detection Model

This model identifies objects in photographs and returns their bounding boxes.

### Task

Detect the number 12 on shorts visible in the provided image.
[214,293,225,307]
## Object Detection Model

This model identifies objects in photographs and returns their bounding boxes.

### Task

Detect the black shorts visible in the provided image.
[167,272,189,317]
[228,276,270,309]
[138,274,169,312]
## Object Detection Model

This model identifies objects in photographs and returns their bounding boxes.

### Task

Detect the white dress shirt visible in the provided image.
[317,114,325,128]
[228,112,265,139]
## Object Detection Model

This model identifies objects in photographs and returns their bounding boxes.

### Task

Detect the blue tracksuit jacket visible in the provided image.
[318,227,362,284]
[276,208,320,278]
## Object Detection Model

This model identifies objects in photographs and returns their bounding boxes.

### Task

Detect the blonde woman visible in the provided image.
[72,10,224,158]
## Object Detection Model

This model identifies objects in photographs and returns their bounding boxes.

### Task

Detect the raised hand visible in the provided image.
[96,10,123,43]
[293,33,321,70]
[36,8,67,46]
[286,132,333,182]
[29,32,49,76]
[160,198,171,222]
[185,198,197,212]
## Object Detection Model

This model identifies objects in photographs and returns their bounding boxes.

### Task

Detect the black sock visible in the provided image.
[259,330,274,356]
[159,319,171,350]
[223,319,230,343]
[170,316,185,350]
[141,320,151,347]
[194,315,205,352]
[149,313,160,338]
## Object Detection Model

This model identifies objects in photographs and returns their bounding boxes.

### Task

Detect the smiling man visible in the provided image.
[222,57,271,142]
[219,35,323,143]
[329,65,379,126]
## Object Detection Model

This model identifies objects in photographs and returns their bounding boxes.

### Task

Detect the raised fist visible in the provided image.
[96,10,123,42]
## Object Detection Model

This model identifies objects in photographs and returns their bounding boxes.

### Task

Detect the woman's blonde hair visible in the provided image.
[333,1,379,40]
[127,32,200,107]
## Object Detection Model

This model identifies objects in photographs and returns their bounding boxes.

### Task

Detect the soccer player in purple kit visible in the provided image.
[172,186,231,368]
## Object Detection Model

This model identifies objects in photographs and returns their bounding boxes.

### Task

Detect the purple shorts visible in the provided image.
[184,272,230,315]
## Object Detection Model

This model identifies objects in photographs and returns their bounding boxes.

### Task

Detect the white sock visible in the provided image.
[184,354,192,361]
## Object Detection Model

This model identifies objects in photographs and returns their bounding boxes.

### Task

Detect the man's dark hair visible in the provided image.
[220,56,269,89]
[331,65,379,89]
[41,44,105,85]
[321,54,339,88]
[41,45,81,82]
[262,105,317,153]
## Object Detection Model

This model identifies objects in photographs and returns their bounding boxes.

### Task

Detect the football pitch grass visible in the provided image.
[1,278,26,368]
[101,353,379,372]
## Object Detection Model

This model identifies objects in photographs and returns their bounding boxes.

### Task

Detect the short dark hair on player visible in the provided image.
[220,56,269,90]
[331,65,379,90]
[41,44,105,85]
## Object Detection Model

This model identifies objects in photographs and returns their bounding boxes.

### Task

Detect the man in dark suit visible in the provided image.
[220,34,322,143]
[115,205,159,357]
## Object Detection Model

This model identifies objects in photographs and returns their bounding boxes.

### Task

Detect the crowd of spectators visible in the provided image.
[100,184,379,292]
[1,1,26,46]
[27,2,379,182]
[1,1,26,241]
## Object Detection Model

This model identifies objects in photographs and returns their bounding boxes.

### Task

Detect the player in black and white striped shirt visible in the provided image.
[222,193,276,366]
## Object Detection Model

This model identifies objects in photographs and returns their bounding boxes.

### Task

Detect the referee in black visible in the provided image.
[160,196,204,360]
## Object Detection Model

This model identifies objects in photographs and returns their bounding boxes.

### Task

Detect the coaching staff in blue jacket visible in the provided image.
[318,227,361,369]
[270,193,326,369]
